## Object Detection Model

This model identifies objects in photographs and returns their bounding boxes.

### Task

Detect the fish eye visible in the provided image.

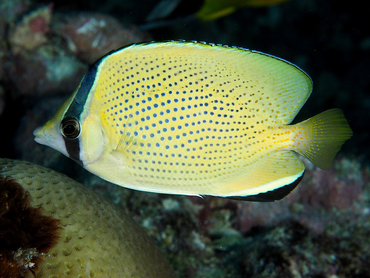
[61,117,80,139]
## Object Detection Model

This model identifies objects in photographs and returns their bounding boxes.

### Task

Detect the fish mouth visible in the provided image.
[33,124,70,159]
[33,127,48,145]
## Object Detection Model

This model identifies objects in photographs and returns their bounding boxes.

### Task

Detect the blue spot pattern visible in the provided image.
[94,42,279,188]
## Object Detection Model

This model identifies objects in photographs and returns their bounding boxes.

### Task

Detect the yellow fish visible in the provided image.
[145,0,290,23]
[196,0,290,21]
[33,41,352,201]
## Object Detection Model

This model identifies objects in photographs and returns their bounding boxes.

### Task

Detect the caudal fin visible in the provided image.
[293,109,352,169]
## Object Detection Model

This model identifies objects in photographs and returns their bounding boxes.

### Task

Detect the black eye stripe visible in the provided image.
[63,57,102,121]
[60,117,82,164]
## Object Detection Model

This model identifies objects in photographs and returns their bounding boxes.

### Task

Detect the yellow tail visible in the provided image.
[293,109,352,169]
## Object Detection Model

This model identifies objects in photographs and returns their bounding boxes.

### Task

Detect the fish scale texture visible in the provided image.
[0,158,176,278]
[83,42,312,194]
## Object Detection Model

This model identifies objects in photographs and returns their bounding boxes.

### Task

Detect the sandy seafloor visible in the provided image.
[1,0,370,277]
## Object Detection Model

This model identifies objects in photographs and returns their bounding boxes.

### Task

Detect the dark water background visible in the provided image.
[1,0,369,162]
[1,0,369,277]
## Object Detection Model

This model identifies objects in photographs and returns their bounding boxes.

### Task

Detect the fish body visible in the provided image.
[34,41,352,201]
[145,0,290,23]
[196,0,290,21]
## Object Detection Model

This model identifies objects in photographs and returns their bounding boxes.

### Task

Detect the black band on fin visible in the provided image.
[227,172,305,202]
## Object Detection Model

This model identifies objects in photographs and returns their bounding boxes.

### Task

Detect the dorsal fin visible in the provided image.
[99,41,313,126]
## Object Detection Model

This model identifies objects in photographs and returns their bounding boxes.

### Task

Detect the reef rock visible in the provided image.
[52,12,151,64]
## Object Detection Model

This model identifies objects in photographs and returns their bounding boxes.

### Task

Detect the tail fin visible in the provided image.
[293,109,352,169]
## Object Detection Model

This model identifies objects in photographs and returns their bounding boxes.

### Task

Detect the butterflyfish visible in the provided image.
[33,41,352,201]
[145,0,290,23]
[196,0,290,21]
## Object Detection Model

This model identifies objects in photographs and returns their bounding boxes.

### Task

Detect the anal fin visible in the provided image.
[228,174,304,202]
[223,150,305,201]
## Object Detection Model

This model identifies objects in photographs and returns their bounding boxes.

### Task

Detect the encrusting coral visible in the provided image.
[0,158,176,278]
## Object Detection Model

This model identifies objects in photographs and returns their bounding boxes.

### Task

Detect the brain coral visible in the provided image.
[0,158,176,278]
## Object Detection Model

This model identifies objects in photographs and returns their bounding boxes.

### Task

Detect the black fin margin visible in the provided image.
[227,172,305,202]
